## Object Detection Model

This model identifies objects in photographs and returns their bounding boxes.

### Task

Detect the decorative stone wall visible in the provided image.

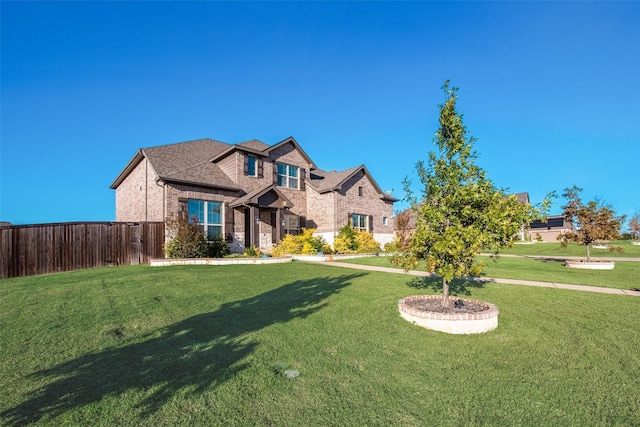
[398,295,499,334]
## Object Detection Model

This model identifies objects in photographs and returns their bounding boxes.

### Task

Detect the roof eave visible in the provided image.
[161,177,241,192]
[209,145,268,163]
[381,195,400,202]
[110,150,145,189]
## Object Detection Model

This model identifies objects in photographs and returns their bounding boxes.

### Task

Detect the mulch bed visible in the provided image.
[404,297,489,314]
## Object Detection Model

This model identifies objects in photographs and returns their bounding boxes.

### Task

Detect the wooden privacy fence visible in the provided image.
[0,222,165,279]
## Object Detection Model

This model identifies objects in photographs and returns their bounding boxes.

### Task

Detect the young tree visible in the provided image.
[629,211,640,241]
[394,81,548,307]
[393,209,414,251]
[557,186,625,261]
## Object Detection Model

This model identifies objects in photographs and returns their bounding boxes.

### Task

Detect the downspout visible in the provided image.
[155,178,165,222]
[334,189,338,245]
[145,158,148,221]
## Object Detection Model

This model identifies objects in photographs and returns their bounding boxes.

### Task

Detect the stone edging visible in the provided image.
[398,295,499,334]
[150,257,293,266]
[150,253,380,267]
[565,260,615,270]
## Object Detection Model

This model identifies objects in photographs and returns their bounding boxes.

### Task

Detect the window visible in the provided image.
[187,199,223,239]
[277,163,299,189]
[358,186,363,197]
[247,155,257,177]
[351,213,368,232]
[382,216,388,226]
[283,213,300,235]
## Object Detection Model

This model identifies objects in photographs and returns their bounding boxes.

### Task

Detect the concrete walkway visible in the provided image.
[315,261,640,297]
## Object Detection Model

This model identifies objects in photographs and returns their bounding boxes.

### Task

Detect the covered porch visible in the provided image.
[230,185,298,252]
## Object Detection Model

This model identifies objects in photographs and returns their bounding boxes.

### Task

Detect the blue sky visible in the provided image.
[1,1,638,227]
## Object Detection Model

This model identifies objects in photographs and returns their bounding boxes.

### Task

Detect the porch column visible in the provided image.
[249,206,258,248]
[275,208,283,243]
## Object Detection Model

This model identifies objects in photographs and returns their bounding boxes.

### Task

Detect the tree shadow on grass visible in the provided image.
[1,273,365,426]
[406,275,486,297]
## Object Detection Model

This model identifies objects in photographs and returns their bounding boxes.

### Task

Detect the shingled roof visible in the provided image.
[237,139,270,151]
[110,138,240,190]
[111,137,395,202]
[308,165,398,201]
[308,166,362,193]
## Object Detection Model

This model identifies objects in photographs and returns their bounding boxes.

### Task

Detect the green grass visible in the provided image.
[341,255,640,290]
[481,256,640,289]
[2,263,640,426]
[501,240,640,258]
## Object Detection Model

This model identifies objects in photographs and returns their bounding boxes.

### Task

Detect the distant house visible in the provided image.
[529,215,574,242]
[110,136,397,253]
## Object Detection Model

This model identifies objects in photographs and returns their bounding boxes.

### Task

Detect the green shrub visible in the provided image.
[271,234,302,257]
[199,236,230,258]
[244,246,262,257]
[165,214,229,258]
[384,238,402,253]
[334,223,381,254]
[271,228,329,256]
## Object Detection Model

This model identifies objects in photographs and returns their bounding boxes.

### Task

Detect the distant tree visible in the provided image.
[392,209,413,251]
[629,211,640,240]
[394,81,549,307]
[557,186,625,261]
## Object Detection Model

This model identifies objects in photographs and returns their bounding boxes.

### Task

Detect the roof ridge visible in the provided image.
[143,137,229,151]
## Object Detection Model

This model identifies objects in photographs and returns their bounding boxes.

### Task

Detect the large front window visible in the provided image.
[351,213,368,232]
[277,163,299,189]
[188,199,223,239]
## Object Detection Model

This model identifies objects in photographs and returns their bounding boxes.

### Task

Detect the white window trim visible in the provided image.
[351,213,368,232]
[277,163,299,189]
[188,199,224,239]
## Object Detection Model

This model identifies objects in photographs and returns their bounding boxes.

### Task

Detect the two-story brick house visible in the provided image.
[110,136,397,253]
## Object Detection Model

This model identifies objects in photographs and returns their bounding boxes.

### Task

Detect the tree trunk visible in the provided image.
[586,244,591,262]
[441,277,450,307]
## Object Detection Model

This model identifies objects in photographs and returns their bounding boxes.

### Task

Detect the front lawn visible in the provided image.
[1,263,639,426]
[501,240,640,257]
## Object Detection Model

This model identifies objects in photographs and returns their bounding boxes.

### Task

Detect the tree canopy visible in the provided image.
[394,81,548,306]
[557,185,625,261]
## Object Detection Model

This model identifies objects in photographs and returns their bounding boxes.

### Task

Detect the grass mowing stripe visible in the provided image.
[1,263,639,426]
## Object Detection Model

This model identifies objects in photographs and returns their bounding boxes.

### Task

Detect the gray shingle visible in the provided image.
[143,138,239,190]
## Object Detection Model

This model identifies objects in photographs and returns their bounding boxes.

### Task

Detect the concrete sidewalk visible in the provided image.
[316,261,640,297]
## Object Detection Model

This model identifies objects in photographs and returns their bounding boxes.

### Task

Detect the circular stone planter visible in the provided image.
[565,260,615,270]
[398,295,499,335]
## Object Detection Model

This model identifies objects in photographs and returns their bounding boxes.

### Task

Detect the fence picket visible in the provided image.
[0,222,165,279]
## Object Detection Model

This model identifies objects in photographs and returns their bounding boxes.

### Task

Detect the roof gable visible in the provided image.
[266,136,317,169]
[229,184,293,208]
[308,165,398,201]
